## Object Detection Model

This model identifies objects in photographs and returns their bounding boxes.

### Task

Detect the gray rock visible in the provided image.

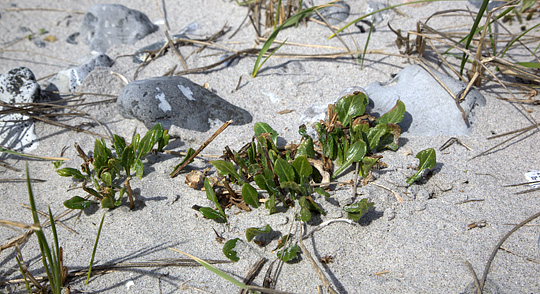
[116,76,252,132]
[80,4,158,52]
[0,67,40,151]
[364,65,486,136]
[366,1,389,24]
[48,52,113,92]
[312,1,350,25]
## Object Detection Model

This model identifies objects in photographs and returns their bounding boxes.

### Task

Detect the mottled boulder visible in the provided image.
[0,67,40,151]
[116,76,252,132]
[80,4,158,52]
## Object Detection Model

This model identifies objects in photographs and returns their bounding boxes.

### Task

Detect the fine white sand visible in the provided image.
[1,1,539,293]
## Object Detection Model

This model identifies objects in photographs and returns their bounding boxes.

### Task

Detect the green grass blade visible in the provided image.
[14,255,31,292]
[274,0,282,30]
[48,207,62,293]
[26,164,55,292]
[359,22,373,69]
[1,146,68,161]
[252,3,330,77]
[86,213,105,284]
[168,248,248,290]
[459,0,490,76]
[499,22,540,59]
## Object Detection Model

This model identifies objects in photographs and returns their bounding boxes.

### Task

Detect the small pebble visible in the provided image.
[66,32,79,45]
[311,1,350,25]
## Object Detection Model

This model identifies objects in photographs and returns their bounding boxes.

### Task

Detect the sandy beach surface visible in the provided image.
[1,0,539,293]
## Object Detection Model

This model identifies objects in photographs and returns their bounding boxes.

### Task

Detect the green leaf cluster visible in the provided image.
[210,122,324,222]
[56,124,169,210]
[316,92,405,179]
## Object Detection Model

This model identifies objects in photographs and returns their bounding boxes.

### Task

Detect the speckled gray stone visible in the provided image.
[80,4,158,52]
[116,76,252,132]
[364,65,486,136]
[0,67,40,151]
[48,52,113,92]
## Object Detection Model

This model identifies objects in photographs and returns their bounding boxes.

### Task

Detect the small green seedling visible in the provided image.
[56,123,169,210]
[198,178,227,222]
[407,148,437,185]
[344,198,374,221]
[223,238,241,262]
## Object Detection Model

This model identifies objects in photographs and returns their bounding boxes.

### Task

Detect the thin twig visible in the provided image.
[479,210,540,291]
[5,7,84,14]
[170,120,232,177]
[465,260,482,294]
[165,30,188,70]
[370,182,402,203]
[299,224,338,294]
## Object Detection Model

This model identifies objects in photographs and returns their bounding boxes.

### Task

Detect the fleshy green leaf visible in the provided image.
[254,122,278,146]
[333,139,367,179]
[113,135,126,158]
[211,160,242,183]
[246,225,272,242]
[63,196,96,209]
[121,145,134,175]
[296,136,315,159]
[314,187,330,198]
[277,244,301,262]
[101,196,115,209]
[376,100,406,125]
[344,198,374,221]
[407,148,437,185]
[366,124,388,151]
[359,156,379,178]
[299,196,312,222]
[265,194,277,214]
[136,129,157,160]
[274,158,295,184]
[170,147,195,176]
[292,155,312,178]
[204,178,226,221]
[280,181,303,194]
[134,159,144,179]
[223,238,241,262]
[376,124,401,151]
[198,207,226,222]
[335,92,368,127]
[241,183,260,208]
[100,171,113,187]
[56,167,86,180]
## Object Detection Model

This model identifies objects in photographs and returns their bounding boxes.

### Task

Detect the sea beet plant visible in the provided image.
[56,123,169,210]
[187,91,415,261]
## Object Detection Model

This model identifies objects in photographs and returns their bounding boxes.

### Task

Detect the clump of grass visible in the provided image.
[26,164,65,293]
